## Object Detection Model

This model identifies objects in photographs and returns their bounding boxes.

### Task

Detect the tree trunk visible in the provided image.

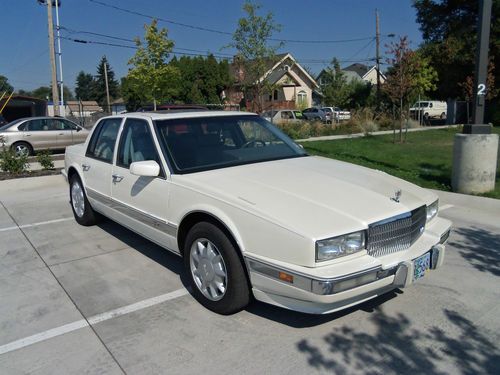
[399,97,403,143]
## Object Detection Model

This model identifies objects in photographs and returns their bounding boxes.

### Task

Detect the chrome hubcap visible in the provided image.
[71,181,85,218]
[190,238,227,301]
[15,144,29,156]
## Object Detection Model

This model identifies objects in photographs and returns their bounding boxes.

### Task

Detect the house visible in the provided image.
[64,101,103,117]
[225,53,319,112]
[0,95,47,122]
[316,63,386,86]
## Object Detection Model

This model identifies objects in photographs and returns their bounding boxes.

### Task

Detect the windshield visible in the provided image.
[154,115,307,173]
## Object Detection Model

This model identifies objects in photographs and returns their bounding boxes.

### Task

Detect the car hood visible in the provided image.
[178,156,436,239]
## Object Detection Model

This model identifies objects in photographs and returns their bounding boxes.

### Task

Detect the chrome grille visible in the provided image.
[367,206,426,257]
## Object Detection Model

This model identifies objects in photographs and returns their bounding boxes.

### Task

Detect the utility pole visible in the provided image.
[375,9,381,103]
[46,0,59,116]
[54,0,64,116]
[466,0,493,133]
[452,0,498,194]
[103,61,111,113]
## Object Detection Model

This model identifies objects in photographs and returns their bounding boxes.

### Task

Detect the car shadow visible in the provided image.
[96,220,191,289]
[245,289,403,328]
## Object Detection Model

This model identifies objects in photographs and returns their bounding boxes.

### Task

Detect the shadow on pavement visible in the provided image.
[296,307,500,374]
[449,226,500,277]
[97,220,191,289]
[245,289,403,328]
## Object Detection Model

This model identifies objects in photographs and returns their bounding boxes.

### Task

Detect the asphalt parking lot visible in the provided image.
[0,175,499,375]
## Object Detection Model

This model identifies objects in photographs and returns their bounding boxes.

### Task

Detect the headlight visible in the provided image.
[316,231,366,262]
[426,199,439,222]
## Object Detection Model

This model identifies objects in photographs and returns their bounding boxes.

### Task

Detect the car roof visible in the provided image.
[104,111,257,121]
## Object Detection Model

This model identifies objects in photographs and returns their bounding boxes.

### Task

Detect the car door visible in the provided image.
[21,119,56,150]
[64,120,89,144]
[50,118,74,149]
[82,117,122,211]
[110,118,175,249]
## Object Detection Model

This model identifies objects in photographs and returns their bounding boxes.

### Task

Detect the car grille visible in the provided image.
[367,206,426,257]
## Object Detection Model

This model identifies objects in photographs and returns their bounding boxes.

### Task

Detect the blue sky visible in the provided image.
[1,0,424,93]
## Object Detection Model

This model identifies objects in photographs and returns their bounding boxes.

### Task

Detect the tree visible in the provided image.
[94,56,119,110]
[413,0,499,102]
[75,71,95,101]
[0,75,13,93]
[383,36,438,142]
[319,58,352,108]
[169,55,232,104]
[126,20,180,109]
[228,1,283,112]
[16,85,74,101]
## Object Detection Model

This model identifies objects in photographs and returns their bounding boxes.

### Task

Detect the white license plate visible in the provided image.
[414,252,431,281]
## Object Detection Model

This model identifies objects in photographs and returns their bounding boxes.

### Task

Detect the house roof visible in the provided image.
[343,63,370,78]
[231,52,318,89]
[66,100,103,113]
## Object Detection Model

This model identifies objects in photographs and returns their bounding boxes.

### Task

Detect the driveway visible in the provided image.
[0,175,499,374]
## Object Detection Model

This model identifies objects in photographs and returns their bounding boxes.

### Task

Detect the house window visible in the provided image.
[297,90,307,107]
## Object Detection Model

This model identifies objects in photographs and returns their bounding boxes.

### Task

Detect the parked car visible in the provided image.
[261,109,305,124]
[322,107,351,122]
[302,107,327,122]
[0,116,89,156]
[410,101,447,120]
[63,111,451,315]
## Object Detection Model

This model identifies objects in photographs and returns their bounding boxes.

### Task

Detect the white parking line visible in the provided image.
[0,217,73,233]
[0,288,189,355]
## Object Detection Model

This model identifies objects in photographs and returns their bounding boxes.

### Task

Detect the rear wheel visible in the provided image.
[69,174,98,226]
[12,142,33,156]
[184,222,250,314]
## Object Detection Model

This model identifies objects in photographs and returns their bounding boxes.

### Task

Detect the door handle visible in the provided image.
[59,133,64,135]
[112,174,124,182]
[82,163,90,171]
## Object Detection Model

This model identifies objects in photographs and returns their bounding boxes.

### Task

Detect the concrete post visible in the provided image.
[452,134,499,194]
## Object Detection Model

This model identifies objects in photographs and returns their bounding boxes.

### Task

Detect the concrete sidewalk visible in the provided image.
[298,124,459,142]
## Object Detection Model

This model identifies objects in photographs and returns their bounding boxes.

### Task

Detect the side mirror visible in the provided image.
[130,160,160,177]
[76,127,82,132]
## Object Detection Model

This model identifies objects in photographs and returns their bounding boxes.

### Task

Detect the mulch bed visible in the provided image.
[0,168,63,181]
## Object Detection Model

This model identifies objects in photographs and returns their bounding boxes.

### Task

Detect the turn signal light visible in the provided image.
[278,272,294,283]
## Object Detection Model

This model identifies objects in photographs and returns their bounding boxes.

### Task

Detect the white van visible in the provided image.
[410,101,447,119]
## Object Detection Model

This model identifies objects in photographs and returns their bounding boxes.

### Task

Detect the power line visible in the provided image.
[88,0,379,44]
[60,36,233,59]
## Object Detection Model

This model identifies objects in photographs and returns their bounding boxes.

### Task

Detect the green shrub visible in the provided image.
[0,147,29,174]
[36,150,55,170]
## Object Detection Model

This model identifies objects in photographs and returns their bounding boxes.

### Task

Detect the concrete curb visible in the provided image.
[297,124,459,142]
[429,188,500,213]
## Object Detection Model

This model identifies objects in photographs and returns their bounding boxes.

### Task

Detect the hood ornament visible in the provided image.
[391,189,402,203]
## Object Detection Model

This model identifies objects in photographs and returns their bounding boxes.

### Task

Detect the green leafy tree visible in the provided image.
[413,0,499,101]
[228,1,283,112]
[126,20,181,109]
[75,71,96,101]
[94,56,119,110]
[0,75,13,93]
[383,36,438,142]
[20,86,74,101]
[320,58,352,108]
[170,55,232,104]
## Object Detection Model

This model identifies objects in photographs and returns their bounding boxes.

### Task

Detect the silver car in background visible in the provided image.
[0,117,89,156]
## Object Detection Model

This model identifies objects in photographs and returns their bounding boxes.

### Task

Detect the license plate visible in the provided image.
[413,252,431,281]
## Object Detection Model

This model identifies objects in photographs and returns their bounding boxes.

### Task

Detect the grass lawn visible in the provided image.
[301,126,500,199]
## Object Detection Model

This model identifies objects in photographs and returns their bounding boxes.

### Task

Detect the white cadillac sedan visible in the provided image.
[63,111,451,315]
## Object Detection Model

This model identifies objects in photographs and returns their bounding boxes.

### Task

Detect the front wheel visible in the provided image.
[69,174,98,226]
[184,222,250,314]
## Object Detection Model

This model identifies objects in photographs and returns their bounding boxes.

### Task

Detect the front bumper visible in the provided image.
[246,218,451,314]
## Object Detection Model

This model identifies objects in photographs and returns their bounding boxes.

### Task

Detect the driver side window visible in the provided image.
[117,118,162,175]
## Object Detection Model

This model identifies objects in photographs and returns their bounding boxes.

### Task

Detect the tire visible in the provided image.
[184,222,250,314]
[12,142,33,156]
[69,174,98,226]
